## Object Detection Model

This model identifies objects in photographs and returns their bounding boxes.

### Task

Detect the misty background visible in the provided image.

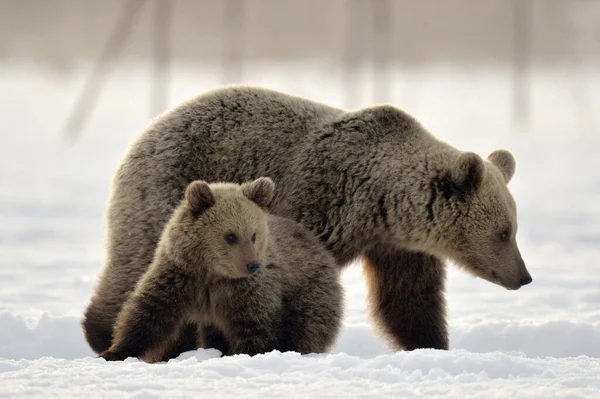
[2,0,600,139]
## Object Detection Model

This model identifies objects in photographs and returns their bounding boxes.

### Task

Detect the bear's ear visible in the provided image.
[451,152,484,193]
[185,180,215,216]
[487,149,515,184]
[241,177,275,209]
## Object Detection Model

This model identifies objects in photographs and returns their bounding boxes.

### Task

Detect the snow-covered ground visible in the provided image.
[1,61,599,398]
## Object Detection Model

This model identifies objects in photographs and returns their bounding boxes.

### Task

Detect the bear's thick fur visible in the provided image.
[98,177,343,362]
[83,86,531,353]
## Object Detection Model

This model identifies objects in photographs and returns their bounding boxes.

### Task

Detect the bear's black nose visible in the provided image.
[246,261,260,274]
[520,275,532,286]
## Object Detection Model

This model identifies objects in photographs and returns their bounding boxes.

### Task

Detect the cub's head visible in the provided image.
[165,177,274,280]
[430,149,531,290]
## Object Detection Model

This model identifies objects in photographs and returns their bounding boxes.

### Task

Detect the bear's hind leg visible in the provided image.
[362,246,449,350]
[81,298,116,354]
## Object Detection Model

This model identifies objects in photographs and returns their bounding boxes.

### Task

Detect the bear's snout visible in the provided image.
[246,261,260,274]
[514,252,532,289]
[520,273,532,286]
[500,267,532,290]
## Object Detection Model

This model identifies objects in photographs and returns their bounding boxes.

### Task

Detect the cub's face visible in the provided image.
[167,177,274,280]
[431,150,532,290]
[199,202,269,279]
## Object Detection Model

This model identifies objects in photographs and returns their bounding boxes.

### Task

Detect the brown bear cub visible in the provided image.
[99,177,343,362]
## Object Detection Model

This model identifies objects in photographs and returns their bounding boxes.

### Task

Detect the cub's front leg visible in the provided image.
[214,278,283,356]
[99,265,197,362]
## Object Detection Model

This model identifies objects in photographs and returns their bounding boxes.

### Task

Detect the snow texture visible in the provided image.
[1,62,599,398]
[2,350,600,399]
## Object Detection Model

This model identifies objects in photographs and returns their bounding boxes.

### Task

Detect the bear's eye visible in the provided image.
[499,230,510,242]
[225,233,238,245]
[252,233,256,243]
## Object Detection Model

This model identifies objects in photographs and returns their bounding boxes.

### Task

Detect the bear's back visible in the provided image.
[150,86,343,143]
[120,86,346,199]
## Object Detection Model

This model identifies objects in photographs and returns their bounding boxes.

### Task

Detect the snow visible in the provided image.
[1,61,599,398]
[2,350,599,398]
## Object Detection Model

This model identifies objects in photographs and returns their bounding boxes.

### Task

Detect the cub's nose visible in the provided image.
[520,275,533,286]
[246,261,260,274]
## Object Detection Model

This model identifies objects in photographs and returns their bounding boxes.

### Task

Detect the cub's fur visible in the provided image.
[99,178,343,362]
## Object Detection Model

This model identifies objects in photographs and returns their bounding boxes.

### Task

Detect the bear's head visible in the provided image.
[428,149,531,290]
[165,177,274,280]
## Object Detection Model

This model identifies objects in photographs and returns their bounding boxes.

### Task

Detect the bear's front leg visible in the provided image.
[226,315,281,356]
[100,267,197,362]
[363,245,449,350]
[216,281,282,356]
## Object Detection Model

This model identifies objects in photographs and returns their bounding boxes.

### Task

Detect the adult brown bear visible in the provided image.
[82,86,531,355]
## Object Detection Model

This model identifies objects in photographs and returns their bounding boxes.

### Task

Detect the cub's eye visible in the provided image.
[500,231,510,242]
[252,233,256,243]
[225,233,238,245]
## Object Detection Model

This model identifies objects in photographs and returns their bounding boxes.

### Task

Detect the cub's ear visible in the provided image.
[241,177,275,209]
[185,180,215,215]
[487,149,515,184]
[451,152,484,193]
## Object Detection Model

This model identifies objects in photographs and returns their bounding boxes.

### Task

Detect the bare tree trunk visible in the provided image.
[151,0,172,118]
[63,0,147,141]
[343,0,368,109]
[222,0,245,84]
[372,0,391,104]
[513,0,532,131]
